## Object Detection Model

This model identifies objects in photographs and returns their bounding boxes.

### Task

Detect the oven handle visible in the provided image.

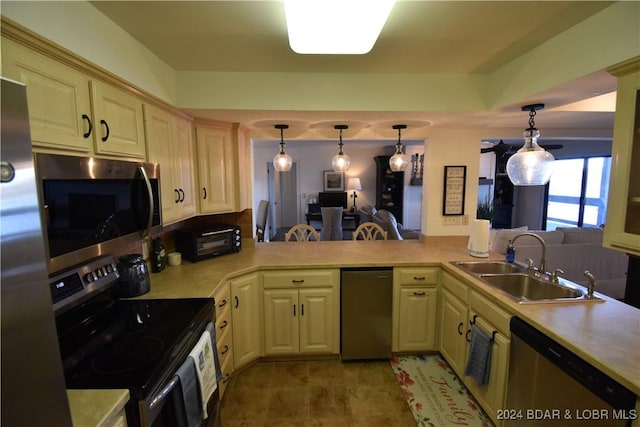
[147,374,180,418]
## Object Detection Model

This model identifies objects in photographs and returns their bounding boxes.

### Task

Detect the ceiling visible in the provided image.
[90,1,621,139]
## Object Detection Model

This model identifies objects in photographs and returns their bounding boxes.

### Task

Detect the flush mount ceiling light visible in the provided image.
[273,124,293,172]
[283,0,396,54]
[506,104,555,186]
[332,125,351,172]
[389,124,409,172]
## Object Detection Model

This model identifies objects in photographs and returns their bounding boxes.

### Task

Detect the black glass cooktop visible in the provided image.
[56,294,214,399]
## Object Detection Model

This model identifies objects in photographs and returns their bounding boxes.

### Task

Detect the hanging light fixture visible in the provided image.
[332,125,351,172]
[389,124,409,171]
[273,124,293,172]
[506,104,555,186]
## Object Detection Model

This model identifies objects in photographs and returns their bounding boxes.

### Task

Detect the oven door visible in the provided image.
[141,376,220,427]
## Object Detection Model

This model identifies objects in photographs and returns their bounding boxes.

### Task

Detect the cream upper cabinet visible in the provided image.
[604,59,640,256]
[90,81,145,159]
[2,38,146,159]
[194,124,237,214]
[144,104,195,224]
[2,38,93,153]
[392,267,439,352]
[262,269,339,356]
[230,273,261,369]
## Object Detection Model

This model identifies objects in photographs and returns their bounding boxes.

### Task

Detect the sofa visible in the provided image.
[489,227,628,299]
[359,206,419,240]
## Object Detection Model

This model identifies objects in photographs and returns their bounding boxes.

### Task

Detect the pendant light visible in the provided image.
[273,124,293,172]
[332,125,351,172]
[389,124,409,171]
[506,104,555,186]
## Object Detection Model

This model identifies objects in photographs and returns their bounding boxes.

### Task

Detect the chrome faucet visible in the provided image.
[584,270,597,299]
[511,232,547,274]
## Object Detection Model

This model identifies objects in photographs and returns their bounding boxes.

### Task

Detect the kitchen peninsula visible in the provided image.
[145,238,640,395]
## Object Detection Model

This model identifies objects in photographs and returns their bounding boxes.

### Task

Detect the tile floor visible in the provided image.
[220,359,417,427]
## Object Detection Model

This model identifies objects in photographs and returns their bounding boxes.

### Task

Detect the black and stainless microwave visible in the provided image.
[175,224,241,262]
[34,153,162,274]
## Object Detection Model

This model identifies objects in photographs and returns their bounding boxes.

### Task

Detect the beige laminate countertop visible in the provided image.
[72,237,639,425]
[67,389,129,427]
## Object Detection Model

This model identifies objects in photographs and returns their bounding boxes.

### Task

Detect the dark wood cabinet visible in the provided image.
[375,156,404,219]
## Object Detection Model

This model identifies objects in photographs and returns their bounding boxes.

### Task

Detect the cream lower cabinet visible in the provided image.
[194,124,237,213]
[230,273,261,369]
[393,267,439,352]
[262,269,339,356]
[439,271,512,427]
[144,104,195,224]
[2,38,146,159]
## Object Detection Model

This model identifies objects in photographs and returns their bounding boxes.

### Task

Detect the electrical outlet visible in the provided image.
[442,216,461,225]
[462,215,469,225]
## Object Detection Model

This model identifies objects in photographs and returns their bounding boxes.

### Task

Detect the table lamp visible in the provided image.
[347,177,362,212]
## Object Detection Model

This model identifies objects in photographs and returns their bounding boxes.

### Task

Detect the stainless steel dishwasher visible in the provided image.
[341,268,393,360]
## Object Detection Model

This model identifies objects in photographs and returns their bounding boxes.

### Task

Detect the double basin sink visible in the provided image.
[451,261,603,304]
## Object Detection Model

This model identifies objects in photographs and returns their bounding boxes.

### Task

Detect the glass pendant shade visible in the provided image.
[389,124,409,171]
[506,129,555,186]
[332,125,350,172]
[273,124,293,172]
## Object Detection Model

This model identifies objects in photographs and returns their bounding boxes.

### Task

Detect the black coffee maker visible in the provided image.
[117,254,151,297]
[151,237,166,273]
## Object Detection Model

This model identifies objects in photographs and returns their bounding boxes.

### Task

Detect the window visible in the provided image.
[546,157,611,230]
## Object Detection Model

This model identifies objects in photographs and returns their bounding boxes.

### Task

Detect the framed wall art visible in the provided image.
[323,170,345,191]
[443,165,466,215]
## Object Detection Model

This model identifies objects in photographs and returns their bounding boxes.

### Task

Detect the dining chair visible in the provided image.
[285,224,320,242]
[352,222,387,240]
[320,207,343,241]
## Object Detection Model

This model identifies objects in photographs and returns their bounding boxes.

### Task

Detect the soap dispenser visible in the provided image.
[505,240,515,263]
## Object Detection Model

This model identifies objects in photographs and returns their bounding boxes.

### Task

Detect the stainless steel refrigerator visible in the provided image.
[1,78,73,426]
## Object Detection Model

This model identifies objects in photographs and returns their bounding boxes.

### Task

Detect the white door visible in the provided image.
[267,163,298,230]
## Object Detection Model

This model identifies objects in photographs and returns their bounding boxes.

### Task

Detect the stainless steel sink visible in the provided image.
[479,273,585,302]
[450,261,603,304]
[453,261,523,275]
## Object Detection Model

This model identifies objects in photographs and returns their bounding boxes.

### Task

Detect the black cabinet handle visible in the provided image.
[218,299,227,308]
[457,322,463,335]
[82,114,92,138]
[301,304,304,316]
[413,291,426,296]
[174,189,180,203]
[202,187,207,200]
[179,188,185,202]
[413,276,426,281]
[234,296,239,309]
[293,304,296,316]
[466,329,472,342]
[219,320,228,330]
[220,345,229,355]
[292,279,305,284]
[100,119,110,142]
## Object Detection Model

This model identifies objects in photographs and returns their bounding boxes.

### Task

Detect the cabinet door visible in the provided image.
[464,314,510,426]
[91,81,146,158]
[230,274,261,369]
[175,117,196,219]
[299,288,337,354]
[144,104,179,222]
[2,38,93,153]
[263,289,299,355]
[398,287,437,351]
[195,125,236,213]
[439,288,468,376]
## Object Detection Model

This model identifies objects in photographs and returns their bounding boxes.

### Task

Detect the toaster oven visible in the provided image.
[176,224,241,262]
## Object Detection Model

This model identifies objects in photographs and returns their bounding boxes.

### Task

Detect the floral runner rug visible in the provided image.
[390,355,493,427]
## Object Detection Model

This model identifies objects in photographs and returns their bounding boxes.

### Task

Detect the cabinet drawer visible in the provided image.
[215,304,232,339]
[262,269,339,289]
[470,291,511,336]
[213,282,231,315]
[218,352,233,399]
[441,271,468,303]
[396,267,439,285]
[216,323,233,367]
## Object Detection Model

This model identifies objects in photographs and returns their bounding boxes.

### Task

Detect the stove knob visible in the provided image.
[96,268,104,278]
[105,264,114,273]
[84,272,97,283]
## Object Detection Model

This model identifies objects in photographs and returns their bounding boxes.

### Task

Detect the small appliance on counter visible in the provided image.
[176,223,241,262]
[150,237,166,273]
[117,254,151,297]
